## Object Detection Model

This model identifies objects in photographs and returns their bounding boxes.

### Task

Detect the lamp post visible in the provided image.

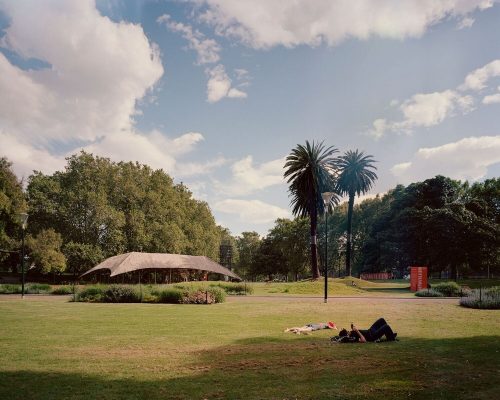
[321,192,335,303]
[17,213,29,299]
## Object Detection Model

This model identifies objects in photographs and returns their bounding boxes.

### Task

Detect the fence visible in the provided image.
[360,272,393,280]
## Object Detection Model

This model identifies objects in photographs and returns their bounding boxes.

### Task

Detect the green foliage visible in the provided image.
[63,242,104,275]
[335,150,378,277]
[431,281,461,297]
[486,286,500,295]
[206,287,225,303]
[0,284,21,294]
[152,287,184,304]
[284,141,340,279]
[25,283,51,294]
[26,152,222,267]
[415,289,444,297]
[209,282,253,295]
[76,286,105,302]
[50,285,74,295]
[102,285,140,303]
[235,231,261,278]
[0,157,27,269]
[460,288,500,309]
[26,229,66,274]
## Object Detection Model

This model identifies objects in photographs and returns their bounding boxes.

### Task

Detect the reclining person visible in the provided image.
[285,321,337,335]
[335,318,397,342]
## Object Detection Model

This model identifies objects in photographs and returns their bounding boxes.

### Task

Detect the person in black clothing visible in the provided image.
[338,318,397,342]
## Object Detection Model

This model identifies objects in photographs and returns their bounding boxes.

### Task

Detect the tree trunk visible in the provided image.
[346,192,355,277]
[310,203,320,279]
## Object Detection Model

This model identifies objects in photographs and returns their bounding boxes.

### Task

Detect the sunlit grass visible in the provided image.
[0,295,498,399]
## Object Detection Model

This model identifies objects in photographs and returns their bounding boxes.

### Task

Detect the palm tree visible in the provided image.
[284,141,339,279]
[336,150,378,277]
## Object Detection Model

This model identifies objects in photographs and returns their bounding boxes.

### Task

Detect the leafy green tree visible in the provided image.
[336,150,377,277]
[26,229,66,274]
[0,157,27,268]
[284,141,339,279]
[236,231,261,279]
[63,242,104,276]
[267,218,309,281]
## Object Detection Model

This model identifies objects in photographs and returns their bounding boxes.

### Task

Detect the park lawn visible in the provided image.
[247,277,411,296]
[0,296,499,400]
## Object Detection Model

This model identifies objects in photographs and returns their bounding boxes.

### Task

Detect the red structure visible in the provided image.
[410,266,428,291]
[360,272,393,280]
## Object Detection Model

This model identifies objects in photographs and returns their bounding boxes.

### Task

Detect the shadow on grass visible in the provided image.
[1,336,499,400]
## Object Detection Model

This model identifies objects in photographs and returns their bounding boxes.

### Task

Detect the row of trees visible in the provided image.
[232,176,499,280]
[0,153,225,276]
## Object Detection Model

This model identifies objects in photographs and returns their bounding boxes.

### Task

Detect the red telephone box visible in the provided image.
[410,266,428,292]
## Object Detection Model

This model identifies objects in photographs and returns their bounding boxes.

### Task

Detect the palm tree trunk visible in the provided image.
[310,203,320,279]
[346,192,355,277]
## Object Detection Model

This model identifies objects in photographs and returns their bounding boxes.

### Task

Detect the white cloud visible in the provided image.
[215,156,285,196]
[368,59,500,138]
[157,14,221,65]
[483,93,500,104]
[457,17,475,29]
[213,199,290,224]
[176,156,228,177]
[0,1,222,180]
[369,90,474,138]
[206,64,247,103]
[0,0,163,144]
[391,136,500,182]
[460,59,500,91]
[198,0,494,49]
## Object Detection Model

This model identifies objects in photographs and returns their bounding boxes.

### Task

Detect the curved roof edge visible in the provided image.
[80,252,242,281]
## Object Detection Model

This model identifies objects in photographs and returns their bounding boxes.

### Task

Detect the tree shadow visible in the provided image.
[1,336,499,400]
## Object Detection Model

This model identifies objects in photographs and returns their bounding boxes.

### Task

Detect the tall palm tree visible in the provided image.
[336,150,378,277]
[284,141,339,279]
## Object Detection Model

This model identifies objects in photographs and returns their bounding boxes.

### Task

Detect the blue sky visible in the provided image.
[1,0,499,236]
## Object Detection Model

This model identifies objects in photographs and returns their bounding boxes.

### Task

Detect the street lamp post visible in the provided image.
[17,213,29,299]
[321,192,335,303]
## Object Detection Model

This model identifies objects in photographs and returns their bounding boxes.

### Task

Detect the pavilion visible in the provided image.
[80,252,242,282]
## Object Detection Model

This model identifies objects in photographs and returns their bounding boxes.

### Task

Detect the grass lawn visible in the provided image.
[1,295,499,399]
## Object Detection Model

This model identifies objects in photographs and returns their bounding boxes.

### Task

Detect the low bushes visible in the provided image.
[75,284,226,304]
[460,286,500,309]
[432,281,462,297]
[209,282,253,295]
[0,283,52,294]
[0,284,21,294]
[415,288,444,297]
[51,285,74,295]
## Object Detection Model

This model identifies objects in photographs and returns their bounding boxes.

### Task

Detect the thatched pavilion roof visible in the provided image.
[80,252,242,281]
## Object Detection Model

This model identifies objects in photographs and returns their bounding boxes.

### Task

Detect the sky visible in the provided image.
[1,0,499,236]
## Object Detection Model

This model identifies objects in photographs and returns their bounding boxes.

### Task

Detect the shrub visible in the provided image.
[207,287,226,303]
[102,285,140,303]
[209,282,253,295]
[460,288,500,310]
[25,283,51,294]
[0,284,21,294]
[51,285,74,295]
[155,288,184,304]
[415,289,444,297]
[77,286,104,302]
[432,281,461,297]
[486,286,500,296]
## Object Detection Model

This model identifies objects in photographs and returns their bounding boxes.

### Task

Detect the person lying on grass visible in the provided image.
[285,321,337,335]
[332,318,397,343]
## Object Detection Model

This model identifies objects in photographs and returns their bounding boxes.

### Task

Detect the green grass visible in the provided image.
[0,295,499,399]
[247,277,410,296]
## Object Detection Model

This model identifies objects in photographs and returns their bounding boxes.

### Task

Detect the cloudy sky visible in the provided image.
[1,0,499,236]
